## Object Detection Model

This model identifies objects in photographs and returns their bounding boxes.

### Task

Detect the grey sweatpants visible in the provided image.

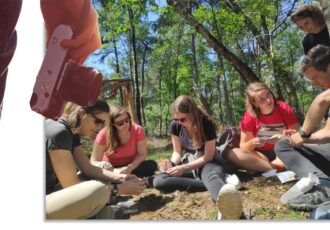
[275,138,330,179]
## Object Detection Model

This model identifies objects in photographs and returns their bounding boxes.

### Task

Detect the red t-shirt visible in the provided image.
[94,124,146,166]
[239,101,299,152]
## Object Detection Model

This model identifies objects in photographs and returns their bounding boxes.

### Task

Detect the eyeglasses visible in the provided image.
[172,117,187,123]
[90,114,105,126]
[115,118,130,127]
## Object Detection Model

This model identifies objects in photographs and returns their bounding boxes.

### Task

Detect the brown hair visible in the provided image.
[62,99,110,129]
[245,82,277,119]
[291,4,325,27]
[105,105,132,154]
[301,44,330,73]
[171,95,218,148]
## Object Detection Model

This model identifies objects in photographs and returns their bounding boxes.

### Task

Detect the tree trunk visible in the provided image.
[128,6,142,124]
[167,0,259,83]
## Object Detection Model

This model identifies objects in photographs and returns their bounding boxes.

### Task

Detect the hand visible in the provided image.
[252,137,266,148]
[283,129,297,137]
[116,166,133,174]
[41,0,101,64]
[117,173,139,182]
[158,159,173,172]
[289,132,304,148]
[117,179,146,196]
[166,165,185,177]
[265,134,283,145]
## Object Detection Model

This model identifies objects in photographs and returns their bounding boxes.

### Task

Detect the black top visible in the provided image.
[45,118,81,194]
[302,26,330,54]
[168,116,217,154]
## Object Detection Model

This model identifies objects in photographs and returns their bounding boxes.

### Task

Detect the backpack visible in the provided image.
[214,127,241,162]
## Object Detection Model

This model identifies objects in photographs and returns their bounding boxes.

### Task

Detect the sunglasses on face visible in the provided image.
[172,117,187,123]
[91,114,105,126]
[115,118,130,127]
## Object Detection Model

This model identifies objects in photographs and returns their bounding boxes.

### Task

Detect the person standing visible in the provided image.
[291,4,330,54]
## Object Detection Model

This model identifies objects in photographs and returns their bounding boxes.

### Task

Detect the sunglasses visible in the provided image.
[115,118,130,127]
[172,117,187,123]
[91,114,105,126]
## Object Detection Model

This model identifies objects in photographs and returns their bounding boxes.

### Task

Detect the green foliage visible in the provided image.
[93,0,320,135]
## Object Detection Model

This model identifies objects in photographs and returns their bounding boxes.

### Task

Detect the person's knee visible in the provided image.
[274,138,290,156]
[152,173,170,189]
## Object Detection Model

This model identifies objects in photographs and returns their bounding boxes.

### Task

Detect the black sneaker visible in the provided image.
[287,184,330,210]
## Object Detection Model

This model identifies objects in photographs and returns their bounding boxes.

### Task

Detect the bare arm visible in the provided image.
[302,89,330,137]
[90,142,106,164]
[126,138,147,172]
[49,149,81,188]
[240,130,265,151]
[167,135,216,176]
[73,146,131,183]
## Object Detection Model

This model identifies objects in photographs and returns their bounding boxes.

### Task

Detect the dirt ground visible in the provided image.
[114,172,309,221]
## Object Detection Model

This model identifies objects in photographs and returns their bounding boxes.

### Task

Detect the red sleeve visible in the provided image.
[133,124,146,141]
[94,128,106,146]
[239,112,256,133]
[277,101,299,126]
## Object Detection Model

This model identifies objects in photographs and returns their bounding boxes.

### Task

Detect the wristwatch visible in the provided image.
[298,127,311,139]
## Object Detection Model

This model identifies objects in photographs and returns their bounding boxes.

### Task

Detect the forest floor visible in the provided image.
[109,137,310,221]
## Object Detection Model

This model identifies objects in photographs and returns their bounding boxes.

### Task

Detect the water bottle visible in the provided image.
[281,173,319,204]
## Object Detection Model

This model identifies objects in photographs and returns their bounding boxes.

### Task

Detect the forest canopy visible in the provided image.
[86,0,320,136]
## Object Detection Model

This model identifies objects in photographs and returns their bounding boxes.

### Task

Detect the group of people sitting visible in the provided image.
[45,4,330,220]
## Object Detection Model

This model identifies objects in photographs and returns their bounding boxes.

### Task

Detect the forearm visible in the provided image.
[170,151,181,165]
[302,90,330,134]
[182,155,210,171]
[240,139,255,151]
[127,154,146,171]
[306,128,330,144]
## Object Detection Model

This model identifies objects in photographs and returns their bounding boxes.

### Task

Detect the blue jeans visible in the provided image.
[310,204,330,220]
[275,138,330,179]
[0,0,22,116]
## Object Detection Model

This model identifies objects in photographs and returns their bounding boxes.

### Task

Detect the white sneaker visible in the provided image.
[225,174,242,190]
[216,184,243,220]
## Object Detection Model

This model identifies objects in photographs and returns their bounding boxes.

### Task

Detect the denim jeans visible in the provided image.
[0,0,22,116]
[275,138,330,179]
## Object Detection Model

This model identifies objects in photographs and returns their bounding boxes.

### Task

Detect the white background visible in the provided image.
[0,0,324,228]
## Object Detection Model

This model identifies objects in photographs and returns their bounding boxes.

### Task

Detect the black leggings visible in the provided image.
[130,160,158,178]
[153,160,234,203]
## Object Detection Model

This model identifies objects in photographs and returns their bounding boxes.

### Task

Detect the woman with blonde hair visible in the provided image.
[154,95,243,220]
[228,82,300,173]
[291,4,330,54]
[91,105,157,178]
[46,99,146,219]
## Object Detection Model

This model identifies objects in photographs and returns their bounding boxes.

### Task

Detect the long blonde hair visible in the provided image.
[171,95,218,148]
[245,82,277,119]
[105,105,132,155]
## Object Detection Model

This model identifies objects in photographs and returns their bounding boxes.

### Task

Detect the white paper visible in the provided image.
[276,171,297,183]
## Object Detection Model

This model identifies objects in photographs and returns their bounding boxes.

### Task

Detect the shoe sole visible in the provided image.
[217,189,243,219]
